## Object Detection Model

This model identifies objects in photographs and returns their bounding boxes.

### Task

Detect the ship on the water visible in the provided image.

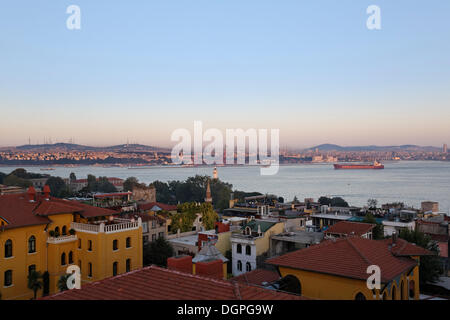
[334,160,384,170]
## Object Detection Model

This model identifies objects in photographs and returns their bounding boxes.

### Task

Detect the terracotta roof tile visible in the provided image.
[324,221,375,237]
[267,237,432,283]
[41,266,305,300]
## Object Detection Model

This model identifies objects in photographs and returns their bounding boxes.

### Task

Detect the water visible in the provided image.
[1,161,449,213]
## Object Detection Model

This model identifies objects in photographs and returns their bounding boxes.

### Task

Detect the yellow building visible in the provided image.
[0,187,142,300]
[267,236,433,300]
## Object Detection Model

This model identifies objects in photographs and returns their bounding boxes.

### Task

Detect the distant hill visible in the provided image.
[13,143,170,153]
[306,144,441,152]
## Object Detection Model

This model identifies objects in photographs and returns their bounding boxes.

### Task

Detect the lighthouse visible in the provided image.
[213,167,218,180]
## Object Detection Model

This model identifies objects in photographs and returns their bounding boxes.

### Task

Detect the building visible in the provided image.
[231,269,281,287]
[0,186,142,300]
[132,185,156,202]
[310,212,352,231]
[231,219,284,276]
[122,212,167,244]
[41,265,304,300]
[270,230,324,256]
[205,180,212,203]
[444,144,448,154]
[421,201,439,213]
[267,236,433,300]
[67,177,124,192]
[324,221,375,239]
[382,220,415,237]
[0,185,25,195]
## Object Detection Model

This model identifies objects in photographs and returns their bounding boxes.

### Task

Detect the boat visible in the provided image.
[40,168,55,171]
[334,160,384,170]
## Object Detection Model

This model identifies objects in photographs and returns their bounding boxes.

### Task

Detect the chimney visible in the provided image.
[167,255,193,274]
[27,186,37,202]
[43,185,51,200]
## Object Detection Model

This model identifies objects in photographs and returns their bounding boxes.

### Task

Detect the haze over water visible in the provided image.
[2,161,449,213]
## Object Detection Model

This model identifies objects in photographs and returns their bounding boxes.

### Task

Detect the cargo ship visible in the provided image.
[334,161,384,170]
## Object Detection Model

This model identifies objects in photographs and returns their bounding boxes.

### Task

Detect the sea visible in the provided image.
[1,161,449,213]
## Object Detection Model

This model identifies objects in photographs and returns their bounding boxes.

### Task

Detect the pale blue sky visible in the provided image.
[1,0,449,148]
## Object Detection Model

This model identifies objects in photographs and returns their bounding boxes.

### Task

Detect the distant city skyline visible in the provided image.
[1,1,449,147]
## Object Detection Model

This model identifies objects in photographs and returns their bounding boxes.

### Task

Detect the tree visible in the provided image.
[96,176,117,193]
[398,229,442,286]
[292,196,299,204]
[27,271,43,299]
[362,213,384,239]
[318,196,332,206]
[42,271,50,296]
[0,172,6,184]
[69,172,77,182]
[331,197,349,207]
[57,274,70,292]
[123,177,141,192]
[3,174,32,188]
[199,202,219,230]
[143,237,174,267]
[46,176,70,197]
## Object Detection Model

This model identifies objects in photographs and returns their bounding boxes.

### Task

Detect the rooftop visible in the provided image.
[41,265,305,300]
[271,230,324,245]
[267,237,433,283]
[231,269,281,287]
[324,221,375,237]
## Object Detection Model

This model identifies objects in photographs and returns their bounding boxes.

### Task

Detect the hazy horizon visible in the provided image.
[1,1,449,147]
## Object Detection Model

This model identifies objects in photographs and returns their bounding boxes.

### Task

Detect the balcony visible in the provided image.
[71,218,141,234]
[47,235,78,244]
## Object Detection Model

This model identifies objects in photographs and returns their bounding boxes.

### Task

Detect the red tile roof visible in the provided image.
[41,266,305,300]
[325,221,375,237]
[139,202,177,212]
[0,192,118,230]
[231,269,280,286]
[267,237,433,283]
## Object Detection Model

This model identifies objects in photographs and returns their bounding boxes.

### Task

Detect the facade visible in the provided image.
[421,201,439,213]
[0,187,142,300]
[141,214,167,244]
[382,220,415,237]
[231,219,285,276]
[268,236,433,300]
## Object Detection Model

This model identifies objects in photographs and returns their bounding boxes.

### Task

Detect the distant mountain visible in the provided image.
[307,144,441,152]
[13,143,170,153]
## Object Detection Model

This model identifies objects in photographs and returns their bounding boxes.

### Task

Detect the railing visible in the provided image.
[47,235,78,244]
[71,222,100,233]
[104,221,139,233]
[71,219,141,234]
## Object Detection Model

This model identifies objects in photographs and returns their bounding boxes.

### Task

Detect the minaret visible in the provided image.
[213,167,218,180]
[205,180,212,203]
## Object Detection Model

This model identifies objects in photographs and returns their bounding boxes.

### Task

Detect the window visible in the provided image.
[152,220,156,229]
[126,259,131,273]
[68,251,74,264]
[126,237,131,248]
[143,236,149,243]
[142,222,148,233]
[88,263,93,278]
[88,240,92,251]
[28,236,36,253]
[245,245,251,256]
[62,226,67,236]
[158,232,164,239]
[236,244,242,254]
[152,234,156,242]
[246,262,252,272]
[113,262,118,276]
[391,286,397,300]
[54,227,60,236]
[78,239,82,249]
[61,253,66,266]
[4,270,12,287]
[237,260,242,272]
[355,292,366,300]
[28,265,36,276]
[113,239,118,251]
[409,280,415,299]
[401,281,405,300]
[4,239,12,258]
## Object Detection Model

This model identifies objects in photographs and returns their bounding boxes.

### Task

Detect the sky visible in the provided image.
[0,0,449,148]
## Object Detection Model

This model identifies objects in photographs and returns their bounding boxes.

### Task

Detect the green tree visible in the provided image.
[143,237,174,267]
[398,229,442,286]
[123,177,143,192]
[69,172,77,182]
[199,202,219,230]
[330,197,349,207]
[27,271,43,300]
[3,174,32,188]
[96,176,117,193]
[362,213,384,239]
[0,172,6,184]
